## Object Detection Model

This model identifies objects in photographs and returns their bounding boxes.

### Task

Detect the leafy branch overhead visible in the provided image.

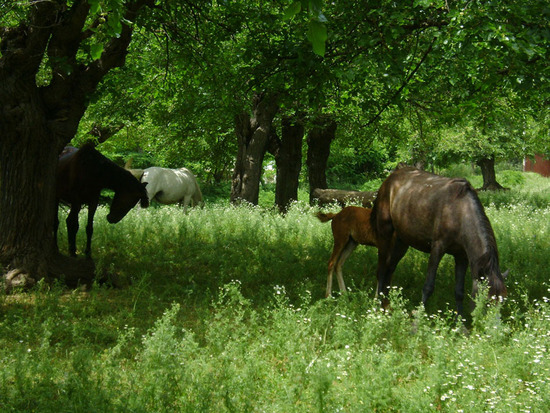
[284,0,328,56]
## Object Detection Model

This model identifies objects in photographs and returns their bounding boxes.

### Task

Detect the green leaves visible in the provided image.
[307,20,327,56]
[90,43,104,60]
[283,1,328,56]
[89,0,101,15]
[283,2,301,21]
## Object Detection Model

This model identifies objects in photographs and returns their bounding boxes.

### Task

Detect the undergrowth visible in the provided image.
[1,171,549,412]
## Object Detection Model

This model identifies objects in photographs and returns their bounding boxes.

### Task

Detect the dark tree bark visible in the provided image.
[274,116,304,213]
[230,93,279,205]
[0,0,153,290]
[477,156,506,191]
[306,116,337,204]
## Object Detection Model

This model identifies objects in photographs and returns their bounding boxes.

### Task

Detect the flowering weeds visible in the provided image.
[2,176,550,411]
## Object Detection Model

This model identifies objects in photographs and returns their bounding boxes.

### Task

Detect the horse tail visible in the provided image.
[316,212,336,223]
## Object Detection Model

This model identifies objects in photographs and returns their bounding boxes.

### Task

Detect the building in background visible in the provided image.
[524,154,550,177]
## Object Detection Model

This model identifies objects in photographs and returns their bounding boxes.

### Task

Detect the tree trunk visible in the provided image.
[0,85,96,289]
[230,93,279,205]
[477,156,506,191]
[274,116,304,213]
[306,117,337,204]
[0,81,58,287]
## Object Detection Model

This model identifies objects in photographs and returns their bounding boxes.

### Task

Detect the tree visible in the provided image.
[0,0,154,289]
[230,93,279,205]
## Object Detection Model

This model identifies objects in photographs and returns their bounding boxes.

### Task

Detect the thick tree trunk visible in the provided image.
[0,83,58,287]
[477,156,506,191]
[274,116,304,213]
[230,93,279,205]
[0,82,96,290]
[306,117,337,204]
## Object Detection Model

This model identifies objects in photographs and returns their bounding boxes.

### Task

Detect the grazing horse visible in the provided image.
[56,143,149,257]
[141,167,203,212]
[317,206,377,297]
[372,167,507,316]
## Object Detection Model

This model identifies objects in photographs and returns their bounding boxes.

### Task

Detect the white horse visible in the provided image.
[141,167,203,212]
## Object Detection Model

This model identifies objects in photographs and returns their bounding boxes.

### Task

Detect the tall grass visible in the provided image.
[1,171,550,412]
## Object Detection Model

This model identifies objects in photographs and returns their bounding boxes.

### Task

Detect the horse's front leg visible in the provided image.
[85,202,98,258]
[66,204,81,257]
[453,255,468,319]
[181,195,191,214]
[375,236,408,310]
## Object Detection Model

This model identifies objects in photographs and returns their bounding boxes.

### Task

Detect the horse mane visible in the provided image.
[465,185,507,294]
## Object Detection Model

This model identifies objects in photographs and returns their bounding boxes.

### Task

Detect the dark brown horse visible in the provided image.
[55,143,149,257]
[372,167,507,316]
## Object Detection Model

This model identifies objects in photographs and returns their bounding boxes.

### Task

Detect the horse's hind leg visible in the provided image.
[66,204,81,257]
[326,235,350,297]
[335,239,358,294]
[85,202,98,258]
[422,241,446,307]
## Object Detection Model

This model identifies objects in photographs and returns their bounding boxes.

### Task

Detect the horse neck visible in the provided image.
[97,159,130,192]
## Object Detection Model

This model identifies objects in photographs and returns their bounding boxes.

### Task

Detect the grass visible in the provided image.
[1,170,550,412]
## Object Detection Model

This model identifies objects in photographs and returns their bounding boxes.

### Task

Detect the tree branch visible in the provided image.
[365,38,436,127]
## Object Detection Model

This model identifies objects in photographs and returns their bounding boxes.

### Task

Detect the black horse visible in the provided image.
[55,143,149,257]
[372,167,507,316]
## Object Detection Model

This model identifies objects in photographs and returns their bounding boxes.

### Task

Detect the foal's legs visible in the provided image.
[335,239,358,294]
[66,203,82,257]
[85,202,98,258]
[326,235,348,297]
[326,237,357,297]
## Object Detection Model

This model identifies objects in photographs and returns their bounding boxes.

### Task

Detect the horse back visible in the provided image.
[375,167,482,254]
[142,167,200,204]
[56,145,102,204]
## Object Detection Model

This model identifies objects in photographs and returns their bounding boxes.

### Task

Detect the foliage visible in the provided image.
[71,0,549,186]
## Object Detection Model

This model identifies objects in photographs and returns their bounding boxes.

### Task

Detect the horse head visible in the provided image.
[107,182,149,223]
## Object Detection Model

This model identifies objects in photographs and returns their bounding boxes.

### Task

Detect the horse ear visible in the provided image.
[502,269,509,279]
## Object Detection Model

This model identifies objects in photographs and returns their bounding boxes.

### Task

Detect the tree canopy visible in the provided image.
[75,0,548,178]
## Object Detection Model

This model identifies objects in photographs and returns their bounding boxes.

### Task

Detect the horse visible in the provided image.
[140,166,203,212]
[372,167,507,316]
[316,206,377,297]
[55,143,149,258]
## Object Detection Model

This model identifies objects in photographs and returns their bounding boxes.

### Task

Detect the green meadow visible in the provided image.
[1,170,550,412]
